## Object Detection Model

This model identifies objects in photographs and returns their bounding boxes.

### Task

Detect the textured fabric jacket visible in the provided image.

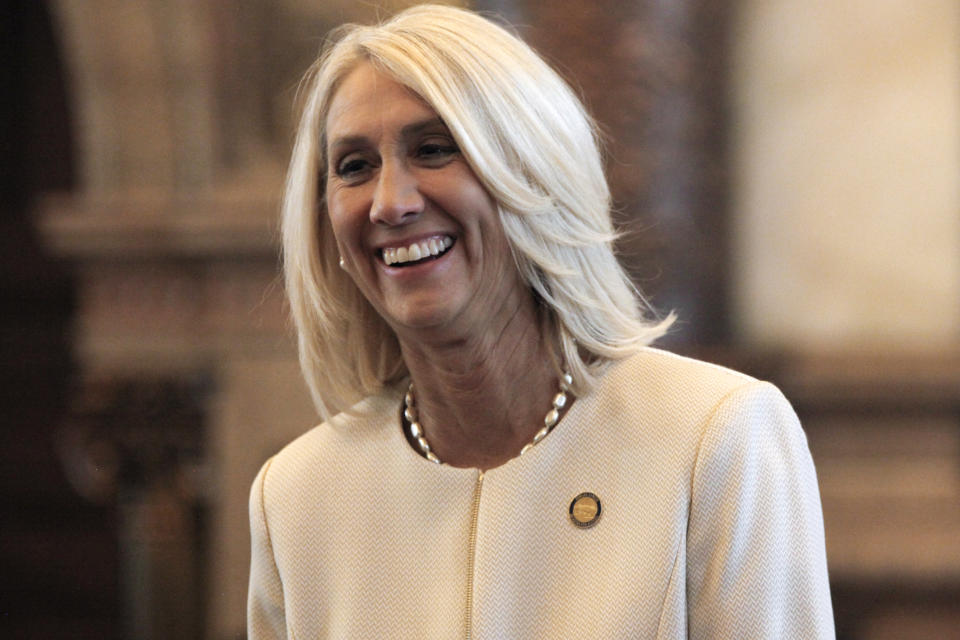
[248,348,835,638]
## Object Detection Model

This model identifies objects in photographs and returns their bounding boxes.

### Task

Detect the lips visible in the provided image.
[381,235,454,267]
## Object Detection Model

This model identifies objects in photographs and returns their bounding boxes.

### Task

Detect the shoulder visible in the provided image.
[252,382,406,504]
[620,349,818,523]
[594,346,768,425]
[609,346,756,389]
[582,348,807,472]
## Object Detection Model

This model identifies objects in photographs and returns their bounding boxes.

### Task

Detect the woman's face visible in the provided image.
[324,63,529,339]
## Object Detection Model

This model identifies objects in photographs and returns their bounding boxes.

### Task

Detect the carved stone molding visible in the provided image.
[38,190,289,375]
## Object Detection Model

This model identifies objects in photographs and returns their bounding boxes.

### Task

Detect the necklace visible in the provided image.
[403,372,573,464]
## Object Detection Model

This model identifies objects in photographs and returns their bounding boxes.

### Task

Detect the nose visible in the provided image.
[370,161,424,226]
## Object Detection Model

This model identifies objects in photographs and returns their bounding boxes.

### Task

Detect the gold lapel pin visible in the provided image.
[569,492,601,528]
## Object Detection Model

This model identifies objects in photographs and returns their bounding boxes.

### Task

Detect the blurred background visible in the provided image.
[2,0,958,638]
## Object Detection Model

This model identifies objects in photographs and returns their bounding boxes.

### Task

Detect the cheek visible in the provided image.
[441,173,499,231]
[325,192,362,250]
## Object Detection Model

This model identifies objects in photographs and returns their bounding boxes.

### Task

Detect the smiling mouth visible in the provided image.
[381,235,454,267]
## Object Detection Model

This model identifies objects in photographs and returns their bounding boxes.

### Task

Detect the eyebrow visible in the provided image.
[327,117,450,157]
[400,116,448,138]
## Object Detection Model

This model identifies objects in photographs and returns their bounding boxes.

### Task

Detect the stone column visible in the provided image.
[38,189,318,639]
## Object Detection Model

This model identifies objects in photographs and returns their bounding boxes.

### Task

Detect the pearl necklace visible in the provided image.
[404,372,573,464]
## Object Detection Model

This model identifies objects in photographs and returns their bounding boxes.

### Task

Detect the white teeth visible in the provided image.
[382,236,454,266]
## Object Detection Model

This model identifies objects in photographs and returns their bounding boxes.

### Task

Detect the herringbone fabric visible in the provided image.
[248,348,834,639]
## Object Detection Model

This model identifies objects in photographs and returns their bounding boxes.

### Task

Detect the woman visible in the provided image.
[249,5,834,638]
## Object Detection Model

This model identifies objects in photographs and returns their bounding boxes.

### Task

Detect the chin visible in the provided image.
[384,301,465,334]
[391,311,456,332]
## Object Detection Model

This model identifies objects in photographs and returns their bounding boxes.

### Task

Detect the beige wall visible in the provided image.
[731,0,960,349]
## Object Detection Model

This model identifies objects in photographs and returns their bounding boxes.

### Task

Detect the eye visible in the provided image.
[334,153,376,183]
[415,137,459,166]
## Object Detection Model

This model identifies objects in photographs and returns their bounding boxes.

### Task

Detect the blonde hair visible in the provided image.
[283,4,672,418]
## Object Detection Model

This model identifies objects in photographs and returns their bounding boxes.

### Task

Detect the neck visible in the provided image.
[398,298,559,470]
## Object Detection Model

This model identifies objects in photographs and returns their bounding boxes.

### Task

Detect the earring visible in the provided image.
[339,257,345,269]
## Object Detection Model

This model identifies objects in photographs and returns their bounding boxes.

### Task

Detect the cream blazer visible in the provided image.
[248,348,835,638]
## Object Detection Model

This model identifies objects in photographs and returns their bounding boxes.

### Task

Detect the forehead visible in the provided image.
[325,62,439,144]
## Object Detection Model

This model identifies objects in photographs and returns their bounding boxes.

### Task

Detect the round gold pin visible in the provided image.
[569,492,601,528]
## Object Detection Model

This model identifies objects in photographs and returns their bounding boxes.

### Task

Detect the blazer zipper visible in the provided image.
[465,469,484,640]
